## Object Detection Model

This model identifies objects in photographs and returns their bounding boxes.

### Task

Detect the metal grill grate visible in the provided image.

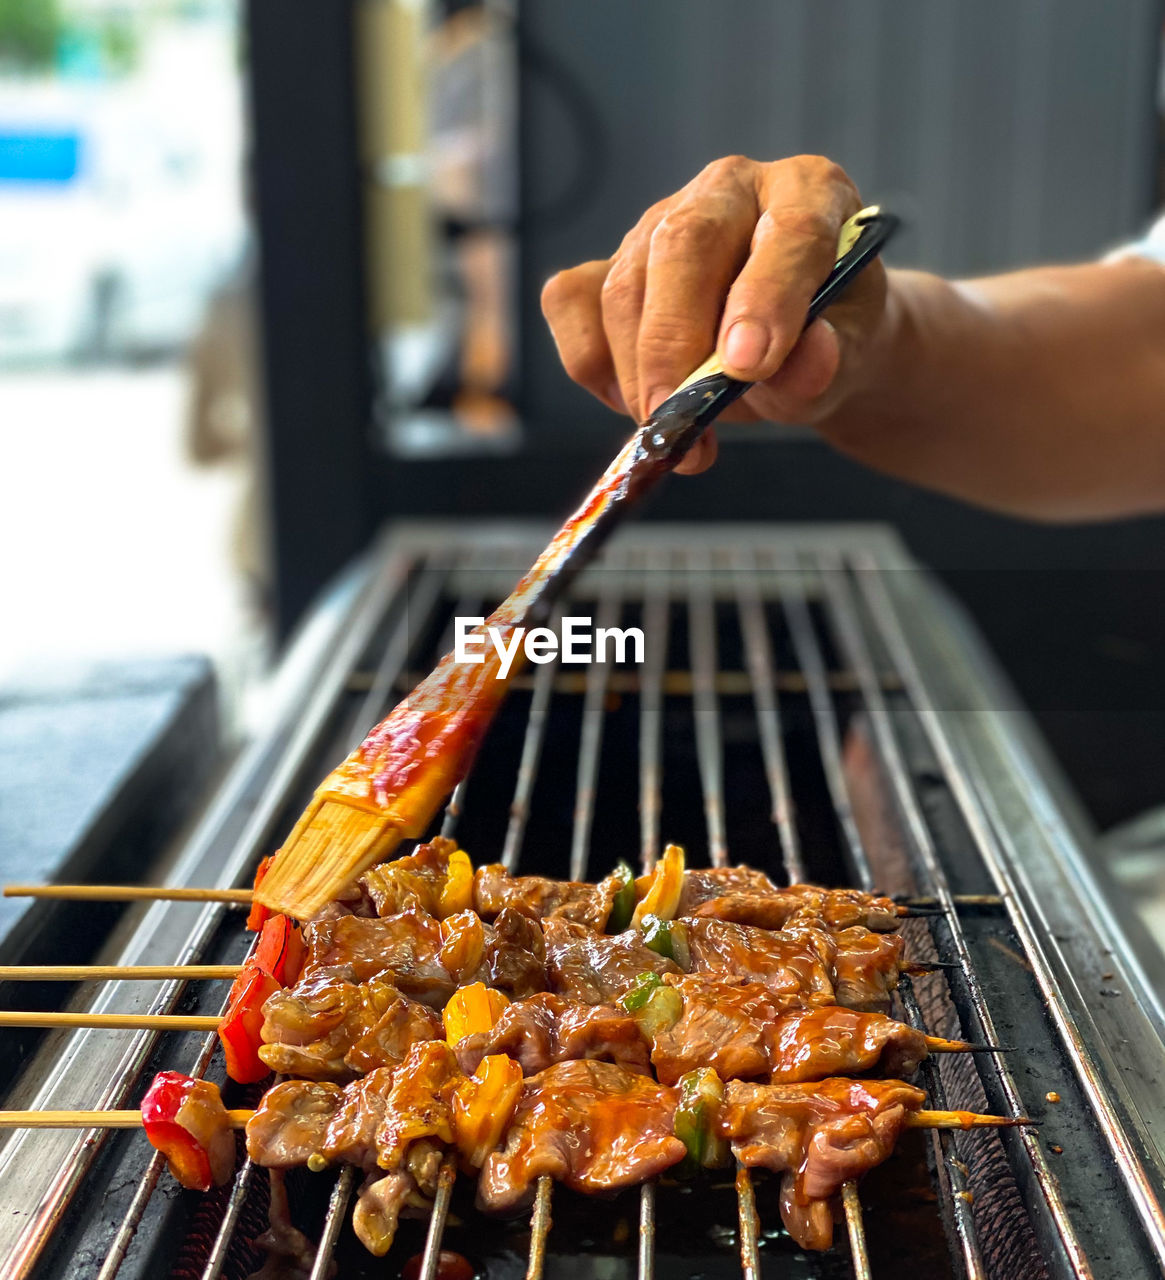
[3,523,1165,1280]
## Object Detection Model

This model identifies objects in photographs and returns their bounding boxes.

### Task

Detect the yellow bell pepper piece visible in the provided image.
[631,843,686,927]
[443,981,510,1045]
[438,848,475,918]
[452,1053,524,1167]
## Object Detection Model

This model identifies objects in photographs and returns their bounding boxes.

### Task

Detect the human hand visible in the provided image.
[539,155,888,473]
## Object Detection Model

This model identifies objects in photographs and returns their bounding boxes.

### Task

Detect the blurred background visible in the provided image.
[3,0,1165,846]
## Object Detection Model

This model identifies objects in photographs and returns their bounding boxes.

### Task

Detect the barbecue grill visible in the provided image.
[2,520,1164,1280]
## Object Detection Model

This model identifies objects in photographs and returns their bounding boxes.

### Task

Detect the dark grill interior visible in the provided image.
[4,527,1164,1280]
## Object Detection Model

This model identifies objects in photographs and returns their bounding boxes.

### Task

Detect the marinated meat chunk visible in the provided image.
[676,866,782,913]
[685,918,837,1005]
[246,1080,342,1168]
[647,976,927,1085]
[345,994,444,1076]
[454,992,651,1077]
[473,864,621,931]
[352,1171,424,1257]
[359,837,456,918]
[678,866,900,933]
[321,1067,395,1169]
[543,918,680,1005]
[473,908,547,997]
[717,1077,925,1250]
[830,926,906,1011]
[375,1040,461,1170]
[693,888,901,934]
[258,974,440,1080]
[478,1060,685,1212]
[303,908,454,1006]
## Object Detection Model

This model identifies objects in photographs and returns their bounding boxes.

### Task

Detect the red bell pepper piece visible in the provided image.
[219,965,279,1083]
[141,1071,235,1191]
[252,913,306,986]
[246,854,278,931]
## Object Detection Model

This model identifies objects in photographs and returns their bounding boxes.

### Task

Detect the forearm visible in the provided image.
[822,258,1165,520]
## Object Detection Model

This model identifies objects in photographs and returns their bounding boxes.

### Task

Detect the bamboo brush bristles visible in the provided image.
[255,800,404,920]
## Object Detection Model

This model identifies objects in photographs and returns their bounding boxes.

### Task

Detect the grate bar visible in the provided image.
[309,1166,357,1280]
[735,1164,761,1280]
[417,1157,458,1280]
[570,571,624,880]
[346,559,451,751]
[437,583,485,841]
[501,608,563,871]
[526,1175,553,1280]
[842,1181,872,1280]
[199,1160,260,1280]
[735,547,805,883]
[637,1179,657,1280]
[639,553,670,870]
[689,553,728,866]
[772,550,872,890]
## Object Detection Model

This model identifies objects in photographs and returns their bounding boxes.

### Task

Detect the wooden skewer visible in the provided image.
[0,1106,1027,1131]
[0,1109,251,1129]
[0,1011,221,1031]
[923,1035,1009,1054]
[0,965,242,982]
[3,884,252,906]
[906,1109,1031,1130]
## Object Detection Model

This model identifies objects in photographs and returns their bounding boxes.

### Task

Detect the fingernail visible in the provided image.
[645,387,671,418]
[722,319,769,373]
[605,381,628,413]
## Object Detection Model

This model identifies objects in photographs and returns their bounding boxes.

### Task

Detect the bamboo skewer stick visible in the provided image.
[0,1109,252,1129]
[0,1107,1027,1131]
[923,1035,1009,1054]
[0,1012,221,1031]
[0,965,242,982]
[4,884,251,906]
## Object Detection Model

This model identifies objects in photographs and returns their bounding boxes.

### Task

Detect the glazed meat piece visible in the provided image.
[259,974,441,1080]
[830,925,906,1011]
[454,992,651,1077]
[543,918,680,1004]
[302,908,454,1006]
[473,908,548,997]
[647,975,927,1085]
[352,1170,428,1257]
[678,866,900,932]
[473,863,623,931]
[718,1077,925,1251]
[321,1067,396,1168]
[676,865,782,912]
[375,1040,461,1170]
[246,1079,342,1168]
[692,888,901,934]
[685,918,837,1005]
[359,837,456,918]
[478,1060,685,1212]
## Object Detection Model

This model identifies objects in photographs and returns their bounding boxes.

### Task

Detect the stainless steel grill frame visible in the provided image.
[3,520,1165,1280]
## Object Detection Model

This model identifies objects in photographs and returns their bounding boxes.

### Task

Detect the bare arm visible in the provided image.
[540,154,1165,521]
[819,260,1165,521]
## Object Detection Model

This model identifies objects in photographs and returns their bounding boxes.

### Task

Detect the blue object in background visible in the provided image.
[0,132,80,184]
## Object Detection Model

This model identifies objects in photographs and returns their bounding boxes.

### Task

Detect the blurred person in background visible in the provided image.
[541,154,1165,522]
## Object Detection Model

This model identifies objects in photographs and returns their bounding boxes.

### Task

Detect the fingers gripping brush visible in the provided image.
[257,207,899,920]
